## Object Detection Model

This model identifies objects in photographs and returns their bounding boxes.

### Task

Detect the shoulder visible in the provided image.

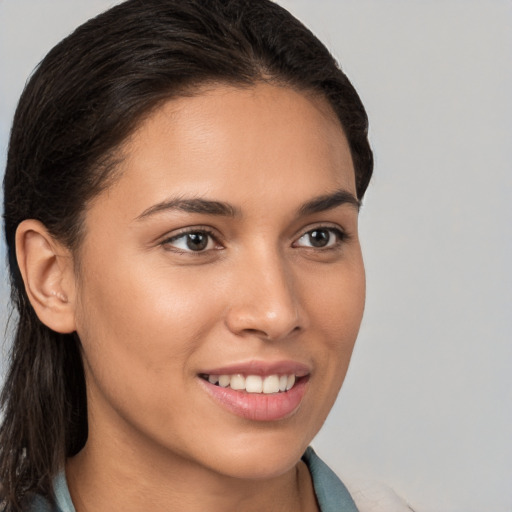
[302,447,359,512]
[1,491,58,512]
[303,450,416,512]
[22,495,59,512]
[22,472,73,512]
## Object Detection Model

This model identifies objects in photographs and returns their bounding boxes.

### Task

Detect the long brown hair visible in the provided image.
[1,0,373,509]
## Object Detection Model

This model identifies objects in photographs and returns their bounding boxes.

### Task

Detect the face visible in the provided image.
[72,83,365,480]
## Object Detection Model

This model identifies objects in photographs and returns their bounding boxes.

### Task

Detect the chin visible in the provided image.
[196,426,314,481]
[211,450,303,481]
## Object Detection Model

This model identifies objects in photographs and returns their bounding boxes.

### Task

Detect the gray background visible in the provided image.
[1,1,511,511]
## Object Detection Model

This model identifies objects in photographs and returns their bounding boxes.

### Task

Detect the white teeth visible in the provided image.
[206,373,298,394]
[230,374,245,390]
[263,375,280,394]
[218,375,231,388]
[245,375,263,393]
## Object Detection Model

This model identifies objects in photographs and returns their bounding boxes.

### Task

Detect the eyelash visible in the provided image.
[161,226,349,254]
[292,226,348,250]
[161,227,221,254]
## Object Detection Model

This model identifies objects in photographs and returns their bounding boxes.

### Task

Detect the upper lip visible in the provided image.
[199,360,311,377]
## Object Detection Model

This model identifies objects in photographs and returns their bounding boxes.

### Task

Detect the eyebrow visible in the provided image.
[136,188,359,222]
[297,189,360,216]
[136,197,239,221]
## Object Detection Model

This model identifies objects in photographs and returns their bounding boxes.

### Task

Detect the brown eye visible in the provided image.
[295,228,343,249]
[308,229,330,247]
[185,232,209,251]
[164,230,216,252]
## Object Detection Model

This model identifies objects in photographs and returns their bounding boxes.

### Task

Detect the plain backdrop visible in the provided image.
[1,2,511,512]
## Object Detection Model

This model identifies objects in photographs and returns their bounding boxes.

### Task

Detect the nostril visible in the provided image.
[244,328,267,337]
[237,324,301,341]
[223,273,304,340]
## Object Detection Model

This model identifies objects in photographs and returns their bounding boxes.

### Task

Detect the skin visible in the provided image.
[17,83,365,511]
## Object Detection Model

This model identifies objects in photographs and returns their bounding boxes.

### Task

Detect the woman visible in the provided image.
[0,0,372,510]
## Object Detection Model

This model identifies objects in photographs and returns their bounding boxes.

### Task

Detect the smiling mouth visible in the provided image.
[199,373,302,394]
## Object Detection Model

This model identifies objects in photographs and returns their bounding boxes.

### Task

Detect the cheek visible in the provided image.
[79,252,211,334]
[73,254,219,399]
[73,264,222,444]
[287,258,365,444]
[306,257,366,342]
[304,258,365,394]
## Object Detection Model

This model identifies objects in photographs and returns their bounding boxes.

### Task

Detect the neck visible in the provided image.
[66,431,319,512]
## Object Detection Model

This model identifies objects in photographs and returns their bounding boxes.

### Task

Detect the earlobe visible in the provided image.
[15,219,77,333]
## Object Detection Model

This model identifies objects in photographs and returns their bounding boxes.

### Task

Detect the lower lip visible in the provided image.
[199,377,309,422]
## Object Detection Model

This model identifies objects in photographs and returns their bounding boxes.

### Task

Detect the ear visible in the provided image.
[15,219,77,333]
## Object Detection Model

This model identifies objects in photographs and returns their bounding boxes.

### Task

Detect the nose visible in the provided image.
[224,249,305,341]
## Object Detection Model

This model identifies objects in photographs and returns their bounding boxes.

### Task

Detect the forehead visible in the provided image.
[89,83,356,220]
